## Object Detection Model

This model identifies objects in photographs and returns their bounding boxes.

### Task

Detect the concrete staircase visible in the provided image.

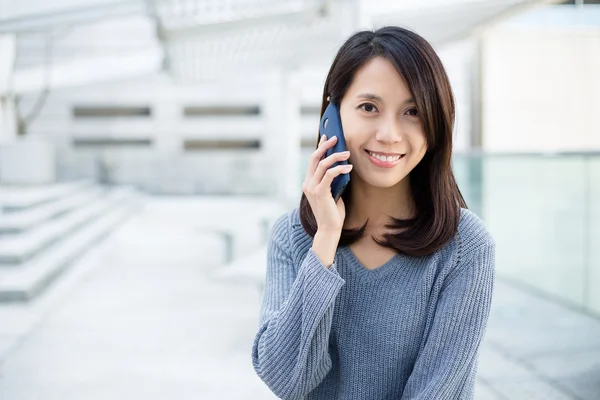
[0,181,138,302]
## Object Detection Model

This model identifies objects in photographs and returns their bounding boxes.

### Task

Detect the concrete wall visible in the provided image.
[19,70,318,195]
[481,18,600,152]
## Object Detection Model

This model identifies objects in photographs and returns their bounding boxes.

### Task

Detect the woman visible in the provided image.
[252,26,495,400]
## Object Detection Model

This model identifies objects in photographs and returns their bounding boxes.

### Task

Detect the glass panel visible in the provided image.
[589,157,600,315]
[480,155,587,307]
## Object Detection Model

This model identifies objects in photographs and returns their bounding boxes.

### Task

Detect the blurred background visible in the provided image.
[0,0,599,399]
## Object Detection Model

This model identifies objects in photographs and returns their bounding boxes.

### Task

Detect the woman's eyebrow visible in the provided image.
[356,93,415,105]
[356,93,383,101]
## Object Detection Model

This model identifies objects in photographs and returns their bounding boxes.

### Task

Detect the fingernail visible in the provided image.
[321,134,326,141]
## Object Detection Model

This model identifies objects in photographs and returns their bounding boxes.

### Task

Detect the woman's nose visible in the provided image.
[375,119,404,144]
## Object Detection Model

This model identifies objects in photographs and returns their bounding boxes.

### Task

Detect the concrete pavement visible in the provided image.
[1,196,598,399]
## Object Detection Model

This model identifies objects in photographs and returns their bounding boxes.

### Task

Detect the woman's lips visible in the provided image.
[365,149,405,168]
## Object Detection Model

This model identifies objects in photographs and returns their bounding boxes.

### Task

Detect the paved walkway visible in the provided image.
[1,197,599,399]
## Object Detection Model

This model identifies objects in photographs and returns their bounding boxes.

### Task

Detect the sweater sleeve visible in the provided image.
[251,213,346,400]
[401,239,496,400]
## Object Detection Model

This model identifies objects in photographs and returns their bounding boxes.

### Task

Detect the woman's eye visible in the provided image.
[359,103,378,113]
[406,108,418,116]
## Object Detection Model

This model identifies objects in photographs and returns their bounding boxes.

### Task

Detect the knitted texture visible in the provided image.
[252,207,495,400]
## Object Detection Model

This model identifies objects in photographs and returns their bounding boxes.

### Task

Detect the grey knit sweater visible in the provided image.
[252,207,495,400]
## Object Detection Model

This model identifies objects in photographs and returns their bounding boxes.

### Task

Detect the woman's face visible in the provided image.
[339,56,427,189]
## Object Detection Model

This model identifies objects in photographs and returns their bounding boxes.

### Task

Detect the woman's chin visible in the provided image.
[354,171,408,189]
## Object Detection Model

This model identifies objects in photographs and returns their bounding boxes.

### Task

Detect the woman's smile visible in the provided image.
[364,149,406,168]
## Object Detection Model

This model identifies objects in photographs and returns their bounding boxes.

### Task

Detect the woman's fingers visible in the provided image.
[305,135,338,181]
[301,135,350,235]
[319,164,353,190]
[311,151,351,186]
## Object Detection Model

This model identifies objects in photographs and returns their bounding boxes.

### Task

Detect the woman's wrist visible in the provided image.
[312,229,341,268]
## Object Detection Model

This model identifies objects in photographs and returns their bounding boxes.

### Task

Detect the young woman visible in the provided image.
[252,26,495,400]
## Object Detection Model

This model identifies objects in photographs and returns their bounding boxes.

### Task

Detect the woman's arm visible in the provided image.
[401,239,496,399]
[252,213,345,400]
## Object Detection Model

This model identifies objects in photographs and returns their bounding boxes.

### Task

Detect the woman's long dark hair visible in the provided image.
[299,26,467,257]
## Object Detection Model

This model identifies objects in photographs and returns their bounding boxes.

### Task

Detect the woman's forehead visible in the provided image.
[345,57,413,103]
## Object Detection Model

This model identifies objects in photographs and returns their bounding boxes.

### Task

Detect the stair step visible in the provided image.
[0,180,93,212]
[0,190,129,264]
[0,191,136,302]
[0,187,105,234]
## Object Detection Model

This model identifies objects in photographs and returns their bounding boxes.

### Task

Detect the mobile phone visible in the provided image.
[319,102,350,202]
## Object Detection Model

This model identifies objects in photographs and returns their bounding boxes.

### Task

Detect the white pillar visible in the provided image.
[337,0,357,38]
[0,34,57,184]
[354,0,372,31]
[154,101,181,155]
[152,100,183,193]
[0,34,17,144]
[262,69,302,207]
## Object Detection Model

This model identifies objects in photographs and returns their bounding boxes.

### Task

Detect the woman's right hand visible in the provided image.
[302,134,353,237]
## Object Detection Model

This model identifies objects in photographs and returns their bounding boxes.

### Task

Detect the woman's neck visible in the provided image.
[345,176,414,233]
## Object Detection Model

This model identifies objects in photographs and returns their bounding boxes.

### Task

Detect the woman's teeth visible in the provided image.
[367,151,402,162]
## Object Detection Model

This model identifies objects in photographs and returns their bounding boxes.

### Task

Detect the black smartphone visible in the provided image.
[319,102,350,202]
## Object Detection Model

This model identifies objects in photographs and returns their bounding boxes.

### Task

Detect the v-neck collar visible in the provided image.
[339,245,412,281]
